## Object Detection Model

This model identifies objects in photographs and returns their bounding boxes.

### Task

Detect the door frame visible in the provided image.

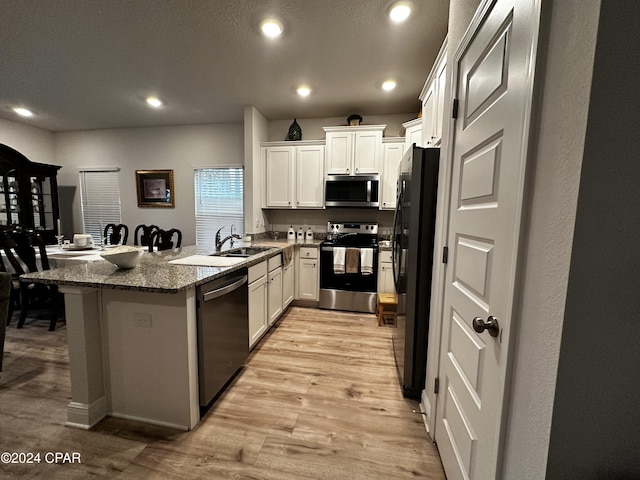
[423,0,542,459]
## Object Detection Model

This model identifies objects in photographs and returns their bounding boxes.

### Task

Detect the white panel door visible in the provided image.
[248,277,267,348]
[296,145,325,208]
[434,1,540,479]
[325,132,352,174]
[381,141,404,210]
[267,267,283,325]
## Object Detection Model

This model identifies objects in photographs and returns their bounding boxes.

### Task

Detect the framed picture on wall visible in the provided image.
[135,169,175,207]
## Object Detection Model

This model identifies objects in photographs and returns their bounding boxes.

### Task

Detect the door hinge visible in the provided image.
[442,246,449,264]
[434,377,440,395]
[452,98,459,119]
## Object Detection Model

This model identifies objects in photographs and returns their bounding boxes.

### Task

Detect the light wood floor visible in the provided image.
[1,307,445,479]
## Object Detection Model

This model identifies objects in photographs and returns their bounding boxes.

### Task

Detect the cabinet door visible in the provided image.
[249,277,268,348]
[381,142,404,210]
[422,83,436,146]
[296,145,325,208]
[434,57,447,144]
[265,146,294,207]
[354,130,381,174]
[282,262,294,308]
[268,267,283,325]
[377,262,395,293]
[405,124,423,151]
[298,258,318,301]
[325,132,352,174]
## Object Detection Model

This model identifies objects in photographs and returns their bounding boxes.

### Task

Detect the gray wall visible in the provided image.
[546,1,640,477]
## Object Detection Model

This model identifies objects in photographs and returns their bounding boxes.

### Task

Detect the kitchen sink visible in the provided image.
[212,246,276,258]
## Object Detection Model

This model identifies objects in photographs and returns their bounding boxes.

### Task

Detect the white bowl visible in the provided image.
[100,246,143,269]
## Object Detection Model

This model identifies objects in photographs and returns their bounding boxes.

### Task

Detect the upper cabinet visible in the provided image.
[323,125,386,175]
[263,141,325,209]
[0,144,61,243]
[380,138,405,210]
[403,118,423,152]
[420,37,448,147]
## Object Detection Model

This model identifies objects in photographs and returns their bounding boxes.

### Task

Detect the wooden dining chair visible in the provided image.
[134,224,159,247]
[104,223,129,245]
[9,229,61,331]
[0,230,23,324]
[148,228,182,252]
[0,272,11,371]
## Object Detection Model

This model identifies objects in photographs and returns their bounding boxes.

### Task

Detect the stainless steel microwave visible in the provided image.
[324,175,380,208]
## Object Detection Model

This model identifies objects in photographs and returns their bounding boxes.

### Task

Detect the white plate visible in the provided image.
[62,244,95,251]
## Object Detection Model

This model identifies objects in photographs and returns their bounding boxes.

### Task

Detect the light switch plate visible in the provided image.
[133,312,152,328]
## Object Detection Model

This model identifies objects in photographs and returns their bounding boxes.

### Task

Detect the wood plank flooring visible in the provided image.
[1,307,445,479]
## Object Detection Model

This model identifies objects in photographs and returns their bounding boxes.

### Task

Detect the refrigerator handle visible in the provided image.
[392,184,402,292]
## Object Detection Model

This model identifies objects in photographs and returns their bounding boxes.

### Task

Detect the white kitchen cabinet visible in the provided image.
[267,255,283,325]
[282,260,294,308]
[380,139,404,210]
[296,246,318,301]
[403,118,423,152]
[377,250,395,293]
[420,37,447,147]
[263,141,325,208]
[323,125,386,175]
[248,261,268,349]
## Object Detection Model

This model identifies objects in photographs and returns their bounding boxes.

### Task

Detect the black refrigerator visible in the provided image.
[392,145,439,398]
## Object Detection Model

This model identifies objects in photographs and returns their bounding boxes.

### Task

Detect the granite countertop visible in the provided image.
[19,240,321,294]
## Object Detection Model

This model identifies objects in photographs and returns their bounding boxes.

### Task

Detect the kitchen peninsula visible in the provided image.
[20,242,300,431]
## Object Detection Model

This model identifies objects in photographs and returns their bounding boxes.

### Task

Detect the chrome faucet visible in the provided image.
[215,225,242,250]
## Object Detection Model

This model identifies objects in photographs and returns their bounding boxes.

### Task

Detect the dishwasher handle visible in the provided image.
[202,275,248,302]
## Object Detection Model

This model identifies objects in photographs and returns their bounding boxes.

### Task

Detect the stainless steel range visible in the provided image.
[319,222,379,313]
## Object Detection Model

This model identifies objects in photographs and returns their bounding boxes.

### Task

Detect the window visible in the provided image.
[194,167,244,248]
[79,168,122,242]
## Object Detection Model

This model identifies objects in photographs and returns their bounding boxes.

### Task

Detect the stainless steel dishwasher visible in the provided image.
[196,269,248,408]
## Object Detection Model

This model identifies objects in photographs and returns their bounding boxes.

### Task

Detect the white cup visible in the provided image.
[73,234,94,247]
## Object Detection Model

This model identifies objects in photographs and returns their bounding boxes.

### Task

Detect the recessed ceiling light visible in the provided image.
[382,80,397,92]
[146,96,163,108]
[389,1,412,23]
[261,18,283,38]
[297,86,311,97]
[13,107,33,117]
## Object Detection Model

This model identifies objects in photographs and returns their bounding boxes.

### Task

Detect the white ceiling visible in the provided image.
[0,0,449,132]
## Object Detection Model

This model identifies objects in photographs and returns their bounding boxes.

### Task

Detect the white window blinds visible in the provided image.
[79,168,122,242]
[194,167,244,248]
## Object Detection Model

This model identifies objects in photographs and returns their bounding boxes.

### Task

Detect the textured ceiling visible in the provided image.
[0,0,449,132]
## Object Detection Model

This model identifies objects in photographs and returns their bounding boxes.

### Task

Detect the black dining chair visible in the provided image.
[8,229,61,331]
[0,272,10,371]
[134,224,159,247]
[148,228,182,252]
[0,230,23,323]
[104,223,129,245]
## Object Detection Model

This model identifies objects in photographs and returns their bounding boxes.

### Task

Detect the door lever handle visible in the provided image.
[472,316,500,337]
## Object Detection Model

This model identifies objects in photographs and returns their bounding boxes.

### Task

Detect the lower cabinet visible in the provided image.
[283,260,294,308]
[377,250,395,293]
[248,261,268,349]
[267,265,283,325]
[296,246,319,301]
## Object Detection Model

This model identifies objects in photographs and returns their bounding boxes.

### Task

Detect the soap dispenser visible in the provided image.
[296,227,304,243]
[287,226,295,242]
[305,227,313,243]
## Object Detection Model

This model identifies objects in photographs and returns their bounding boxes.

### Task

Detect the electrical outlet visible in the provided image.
[133,312,152,328]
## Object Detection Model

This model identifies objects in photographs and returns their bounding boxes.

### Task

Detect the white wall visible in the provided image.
[54,123,243,246]
[501,0,600,477]
[0,117,56,165]
[244,106,269,235]
[268,113,416,142]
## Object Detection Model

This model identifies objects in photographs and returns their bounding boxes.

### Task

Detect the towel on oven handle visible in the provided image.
[360,248,373,275]
[333,246,345,274]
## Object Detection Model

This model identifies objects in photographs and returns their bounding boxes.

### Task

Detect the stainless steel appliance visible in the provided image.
[319,222,379,313]
[392,146,439,398]
[324,175,380,208]
[196,270,248,408]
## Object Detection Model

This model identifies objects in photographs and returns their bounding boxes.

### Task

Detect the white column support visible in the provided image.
[59,286,107,429]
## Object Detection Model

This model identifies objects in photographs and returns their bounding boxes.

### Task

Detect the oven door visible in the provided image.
[319,245,378,292]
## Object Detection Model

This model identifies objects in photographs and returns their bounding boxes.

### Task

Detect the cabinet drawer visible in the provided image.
[268,254,282,272]
[249,261,267,283]
[379,250,392,263]
[299,246,318,259]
